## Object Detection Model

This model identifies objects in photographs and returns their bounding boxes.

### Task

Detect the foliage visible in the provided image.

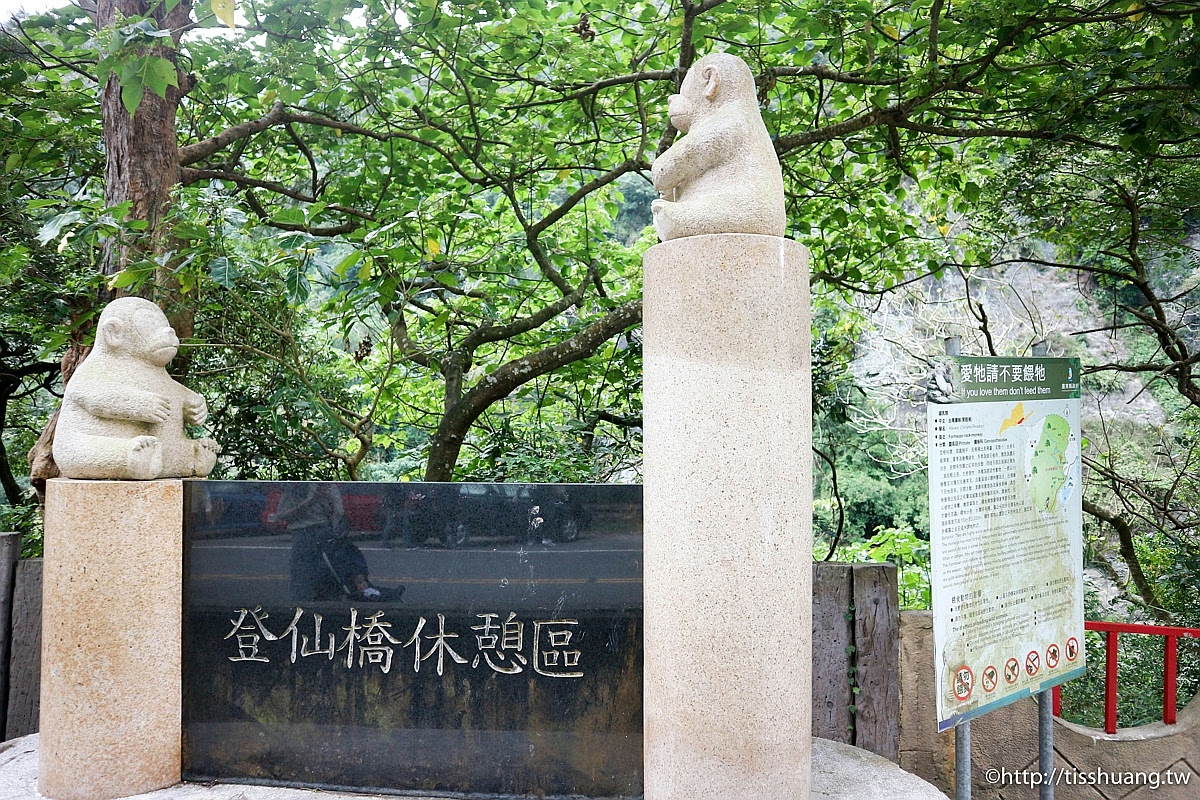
[814,425,928,544]
[3,0,1196,478]
[826,523,932,610]
[94,16,179,116]
[0,502,43,558]
[1,0,1200,647]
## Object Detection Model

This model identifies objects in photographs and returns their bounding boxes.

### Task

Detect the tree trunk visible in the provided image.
[0,403,23,505]
[98,0,190,271]
[26,0,191,495]
[100,0,194,339]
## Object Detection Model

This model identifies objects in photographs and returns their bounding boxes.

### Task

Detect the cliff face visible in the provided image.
[851,259,1167,430]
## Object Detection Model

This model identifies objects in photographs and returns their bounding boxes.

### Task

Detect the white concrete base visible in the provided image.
[813,739,949,799]
[0,735,948,800]
[643,234,813,800]
[40,480,182,800]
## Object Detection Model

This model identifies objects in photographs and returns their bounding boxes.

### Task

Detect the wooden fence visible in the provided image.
[811,562,901,761]
[0,554,898,761]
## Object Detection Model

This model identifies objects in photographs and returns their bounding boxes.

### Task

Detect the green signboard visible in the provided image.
[929,357,1085,731]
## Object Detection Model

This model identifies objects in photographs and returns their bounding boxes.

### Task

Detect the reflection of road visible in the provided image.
[188,533,643,613]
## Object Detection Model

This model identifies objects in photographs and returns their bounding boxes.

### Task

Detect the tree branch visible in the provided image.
[1083,498,1169,622]
[424,300,642,480]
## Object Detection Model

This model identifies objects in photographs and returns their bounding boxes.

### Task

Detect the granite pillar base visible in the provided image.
[40,479,182,800]
[643,234,813,800]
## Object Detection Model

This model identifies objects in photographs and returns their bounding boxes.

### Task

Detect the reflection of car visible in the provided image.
[439,484,583,548]
[187,482,271,538]
[248,483,584,548]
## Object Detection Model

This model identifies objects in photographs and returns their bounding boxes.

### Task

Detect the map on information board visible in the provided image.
[928,357,1085,731]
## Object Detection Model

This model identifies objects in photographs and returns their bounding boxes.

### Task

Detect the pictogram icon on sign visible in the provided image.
[1025,650,1041,677]
[1004,658,1020,684]
[953,665,974,701]
[1066,637,1079,662]
[1046,643,1060,669]
[982,665,999,693]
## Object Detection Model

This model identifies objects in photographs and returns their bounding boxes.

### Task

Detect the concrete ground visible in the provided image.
[0,735,948,800]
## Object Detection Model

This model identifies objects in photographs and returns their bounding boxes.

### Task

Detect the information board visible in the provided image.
[929,357,1085,731]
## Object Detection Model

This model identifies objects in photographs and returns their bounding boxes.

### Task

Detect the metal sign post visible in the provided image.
[955,720,971,800]
[1039,690,1054,800]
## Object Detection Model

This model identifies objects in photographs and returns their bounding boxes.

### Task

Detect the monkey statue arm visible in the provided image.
[75,384,172,424]
[182,388,208,426]
[651,119,738,196]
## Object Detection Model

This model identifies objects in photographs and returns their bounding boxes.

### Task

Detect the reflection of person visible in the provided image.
[380,488,424,548]
[275,484,403,602]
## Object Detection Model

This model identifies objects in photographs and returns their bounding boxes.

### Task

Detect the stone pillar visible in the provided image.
[643,233,812,800]
[40,479,182,800]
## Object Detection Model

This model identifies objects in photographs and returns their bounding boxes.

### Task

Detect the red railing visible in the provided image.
[1052,620,1200,734]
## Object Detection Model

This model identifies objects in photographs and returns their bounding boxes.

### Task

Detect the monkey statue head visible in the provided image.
[666,52,758,134]
[96,297,180,368]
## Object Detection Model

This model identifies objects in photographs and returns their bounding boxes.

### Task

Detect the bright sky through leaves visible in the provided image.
[0,0,67,22]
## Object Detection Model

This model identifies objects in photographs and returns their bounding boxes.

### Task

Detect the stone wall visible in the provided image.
[900,610,1200,800]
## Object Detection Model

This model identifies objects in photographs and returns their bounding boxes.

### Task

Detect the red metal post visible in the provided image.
[1052,684,1062,716]
[1105,630,1119,734]
[1164,635,1178,726]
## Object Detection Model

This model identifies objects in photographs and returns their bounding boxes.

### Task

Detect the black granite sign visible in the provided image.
[183,481,643,797]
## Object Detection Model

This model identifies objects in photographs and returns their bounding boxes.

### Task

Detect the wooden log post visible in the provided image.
[852,563,900,761]
[812,564,854,744]
[6,558,42,740]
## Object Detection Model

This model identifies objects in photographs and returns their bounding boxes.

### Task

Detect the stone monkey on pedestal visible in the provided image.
[650,52,786,241]
[54,296,219,480]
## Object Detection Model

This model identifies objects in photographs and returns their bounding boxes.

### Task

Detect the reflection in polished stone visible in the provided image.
[183,481,643,797]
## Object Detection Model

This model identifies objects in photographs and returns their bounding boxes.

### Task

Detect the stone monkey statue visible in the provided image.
[54,297,219,480]
[651,52,787,241]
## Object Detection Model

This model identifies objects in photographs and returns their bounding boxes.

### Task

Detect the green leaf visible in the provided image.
[108,268,144,289]
[334,250,364,278]
[271,208,307,226]
[144,57,179,100]
[121,81,145,116]
[285,267,310,304]
[173,222,209,240]
[211,0,236,28]
[274,232,312,249]
[36,210,82,245]
[208,256,237,288]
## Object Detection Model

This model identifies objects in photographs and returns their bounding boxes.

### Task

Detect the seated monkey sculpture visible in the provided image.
[651,52,787,241]
[54,297,219,480]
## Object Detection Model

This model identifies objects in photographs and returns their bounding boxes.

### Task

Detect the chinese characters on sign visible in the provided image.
[929,356,1085,732]
[958,361,1048,386]
[225,607,585,679]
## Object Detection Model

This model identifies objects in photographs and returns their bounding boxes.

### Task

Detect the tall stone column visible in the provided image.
[40,478,182,800]
[643,233,812,800]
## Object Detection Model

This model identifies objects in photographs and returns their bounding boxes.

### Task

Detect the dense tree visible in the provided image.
[3,1,1200,626]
